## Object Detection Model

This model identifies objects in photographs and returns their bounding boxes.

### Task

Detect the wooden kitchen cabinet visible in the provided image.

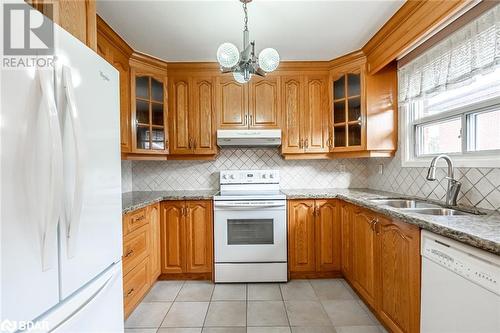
[288,200,316,273]
[129,55,169,156]
[288,199,340,278]
[96,16,133,154]
[281,75,329,156]
[249,76,281,129]
[169,76,217,155]
[329,52,397,158]
[28,0,97,51]
[342,203,421,333]
[216,75,281,129]
[122,202,162,318]
[340,202,354,279]
[376,216,420,333]
[160,200,213,278]
[148,203,161,283]
[352,207,378,308]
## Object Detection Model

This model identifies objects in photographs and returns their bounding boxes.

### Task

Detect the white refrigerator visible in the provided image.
[1,4,124,332]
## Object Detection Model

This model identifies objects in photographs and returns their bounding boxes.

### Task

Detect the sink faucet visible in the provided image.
[426,154,462,206]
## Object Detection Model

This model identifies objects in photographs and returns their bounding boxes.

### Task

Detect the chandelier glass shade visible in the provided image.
[216,0,280,83]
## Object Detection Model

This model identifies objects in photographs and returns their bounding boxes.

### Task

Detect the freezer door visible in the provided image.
[53,25,123,299]
[1,65,61,321]
[36,263,124,333]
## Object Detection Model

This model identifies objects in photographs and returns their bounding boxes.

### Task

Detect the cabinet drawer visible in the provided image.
[123,207,148,236]
[123,225,150,276]
[123,256,150,318]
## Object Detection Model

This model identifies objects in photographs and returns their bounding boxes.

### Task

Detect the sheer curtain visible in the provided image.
[399,4,500,103]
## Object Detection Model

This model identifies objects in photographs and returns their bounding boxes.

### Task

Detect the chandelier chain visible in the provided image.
[243,2,248,31]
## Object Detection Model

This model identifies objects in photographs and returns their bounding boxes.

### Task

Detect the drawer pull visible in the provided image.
[132,215,145,223]
[125,288,135,297]
[124,249,134,258]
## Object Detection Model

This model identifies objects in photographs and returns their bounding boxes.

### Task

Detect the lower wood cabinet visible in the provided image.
[122,203,162,318]
[341,203,421,333]
[288,199,340,278]
[160,200,213,278]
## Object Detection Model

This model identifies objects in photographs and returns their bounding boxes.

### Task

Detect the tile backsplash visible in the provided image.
[122,148,500,211]
[129,148,369,191]
[367,152,500,211]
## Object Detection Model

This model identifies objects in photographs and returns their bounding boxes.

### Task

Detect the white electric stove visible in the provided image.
[213,170,287,283]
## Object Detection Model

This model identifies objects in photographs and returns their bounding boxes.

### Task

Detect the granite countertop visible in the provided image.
[122,188,500,255]
[122,190,218,214]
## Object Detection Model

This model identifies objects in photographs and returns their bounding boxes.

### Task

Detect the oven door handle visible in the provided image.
[215,202,286,209]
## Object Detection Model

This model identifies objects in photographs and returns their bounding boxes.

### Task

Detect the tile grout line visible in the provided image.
[279,282,292,330]
[201,281,216,328]
[157,280,186,329]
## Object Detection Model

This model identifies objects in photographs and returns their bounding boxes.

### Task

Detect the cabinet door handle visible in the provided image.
[249,114,253,125]
[327,137,332,148]
[304,139,309,148]
[193,139,197,149]
[188,138,192,149]
[124,249,134,258]
[244,114,248,126]
[132,215,145,224]
[125,288,135,297]
[299,138,303,149]
[165,139,169,149]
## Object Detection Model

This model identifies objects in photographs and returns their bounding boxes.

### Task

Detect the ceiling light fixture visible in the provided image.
[216,0,280,84]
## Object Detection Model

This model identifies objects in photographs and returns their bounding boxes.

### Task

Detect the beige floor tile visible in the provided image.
[334,326,383,333]
[202,327,246,332]
[291,327,337,333]
[157,328,202,333]
[310,279,356,300]
[284,301,331,327]
[124,329,158,333]
[125,302,172,328]
[161,301,209,327]
[176,281,214,301]
[144,281,184,302]
[321,300,377,327]
[340,280,360,300]
[248,284,283,301]
[247,301,289,327]
[211,284,247,300]
[280,281,318,301]
[247,327,292,333]
[204,301,246,327]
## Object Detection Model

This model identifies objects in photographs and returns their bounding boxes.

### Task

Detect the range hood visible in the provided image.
[217,129,281,147]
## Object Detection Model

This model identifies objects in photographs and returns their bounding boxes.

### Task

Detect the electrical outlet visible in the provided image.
[377,164,384,175]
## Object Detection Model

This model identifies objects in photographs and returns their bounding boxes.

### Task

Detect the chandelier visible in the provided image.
[216,0,280,83]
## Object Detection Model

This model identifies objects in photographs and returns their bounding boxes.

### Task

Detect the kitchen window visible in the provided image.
[400,4,500,167]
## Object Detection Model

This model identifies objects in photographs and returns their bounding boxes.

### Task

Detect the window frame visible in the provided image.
[401,96,500,168]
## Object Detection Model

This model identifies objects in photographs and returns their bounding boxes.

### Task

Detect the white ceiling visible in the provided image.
[96,0,404,62]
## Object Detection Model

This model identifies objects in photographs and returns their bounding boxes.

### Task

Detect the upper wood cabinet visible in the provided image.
[169,76,217,155]
[130,56,168,155]
[216,75,281,129]
[96,16,133,153]
[28,0,97,51]
[249,76,281,129]
[281,75,329,156]
[329,53,397,158]
[288,199,340,278]
[160,200,213,276]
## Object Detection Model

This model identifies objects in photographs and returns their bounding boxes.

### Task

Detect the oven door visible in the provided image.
[214,200,287,263]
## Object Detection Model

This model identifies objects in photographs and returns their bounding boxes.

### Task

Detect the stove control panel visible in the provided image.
[220,170,280,184]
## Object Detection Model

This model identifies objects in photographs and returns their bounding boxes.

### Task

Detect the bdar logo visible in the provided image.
[3,3,54,55]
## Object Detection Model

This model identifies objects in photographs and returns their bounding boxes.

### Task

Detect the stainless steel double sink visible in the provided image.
[368,198,476,216]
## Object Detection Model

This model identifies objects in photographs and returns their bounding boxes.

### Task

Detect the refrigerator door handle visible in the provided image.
[62,66,86,258]
[37,68,64,271]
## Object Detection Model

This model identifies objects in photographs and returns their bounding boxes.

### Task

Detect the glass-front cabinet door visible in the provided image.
[331,68,364,151]
[131,68,168,154]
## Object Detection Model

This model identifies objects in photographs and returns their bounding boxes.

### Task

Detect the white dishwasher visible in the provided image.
[421,230,500,333]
